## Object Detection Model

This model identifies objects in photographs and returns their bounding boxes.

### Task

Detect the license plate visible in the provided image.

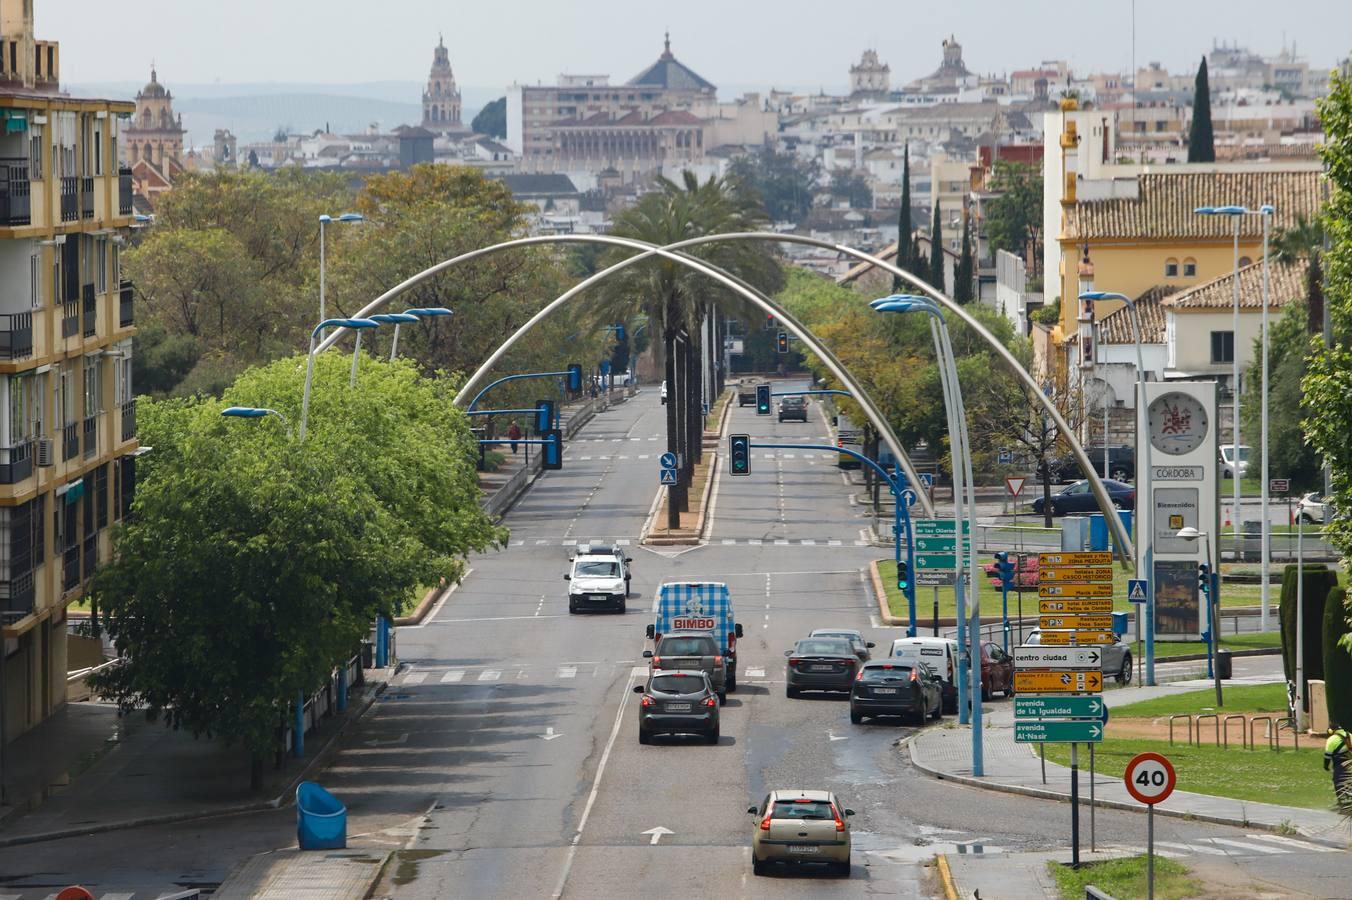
[666,703,691,712]
[873,688,898,695]
[787,845,820,854]
[810,665,834,672]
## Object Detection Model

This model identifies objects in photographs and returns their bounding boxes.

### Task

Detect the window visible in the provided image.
[28,123,42,180]
[58,362,74,424]
[93,120,103,176]
[1164,258,1179,277]
[32,494,44,566]
[83,355,101,417]
[95,237,107,293]
[1183,258,1197,277]
[1211,331,1235,364]
[95,463,107,529]
[8,376,28,443]
[29,250,40,309]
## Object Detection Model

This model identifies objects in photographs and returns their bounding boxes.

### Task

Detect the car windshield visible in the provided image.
[813,631,859,640]
[796,639,853,656]
[772,799,836,820]
[651,674,705,694]
[659,637,717,656]
[574,561,619,577]
[861,665,913,682]
[1223,446,1252,462]
[782,397,805,407]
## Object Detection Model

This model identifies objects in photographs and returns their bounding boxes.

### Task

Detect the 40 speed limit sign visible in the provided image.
[1124,752,1176,805]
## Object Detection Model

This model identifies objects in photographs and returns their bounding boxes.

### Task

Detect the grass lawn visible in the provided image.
[1047,856,1198,900]
[704,389,732,431]
[1146,632,1281,658]
[1113,682,1289,717]
[1043,737,1330,810]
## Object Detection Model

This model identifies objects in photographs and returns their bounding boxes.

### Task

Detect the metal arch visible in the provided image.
[314,232,936,518]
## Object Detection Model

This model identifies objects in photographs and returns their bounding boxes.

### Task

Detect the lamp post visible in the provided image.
[318,212,364,322]
[388,307,453,361]
[221,406,292,437]
[1177,526,1222,706]
[299,317,378,442]
[1080,290,1155,684]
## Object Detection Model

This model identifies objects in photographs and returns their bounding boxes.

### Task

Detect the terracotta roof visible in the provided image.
[1069,170,1323,242]
[1097,285,1170,344]
[1160,256,1309,311]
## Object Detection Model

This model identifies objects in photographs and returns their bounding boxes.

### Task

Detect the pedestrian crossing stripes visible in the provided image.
[397,662,788,686]
[504,538,873,547]
[1120,834,1337,859]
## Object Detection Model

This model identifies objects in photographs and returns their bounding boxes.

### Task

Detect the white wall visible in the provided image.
[0,240,31,316]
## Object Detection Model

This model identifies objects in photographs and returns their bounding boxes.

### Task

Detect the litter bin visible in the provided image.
[1216,650,1233,680]
[1111,611,1130,637]
[1088,514,1109,551]
[297,781,347,850]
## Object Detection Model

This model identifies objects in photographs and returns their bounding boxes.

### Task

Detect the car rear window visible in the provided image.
[651,674,705,694]
[783,397,805,406]
[772,799,835,819]
[796,640,852,655]
[659,637,718,656]
[861,665,913,682]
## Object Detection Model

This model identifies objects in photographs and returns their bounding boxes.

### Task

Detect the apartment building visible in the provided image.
[0,0,139,744]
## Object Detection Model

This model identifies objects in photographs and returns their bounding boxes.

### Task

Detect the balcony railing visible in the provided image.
[0,570,35,623]
[61,299,78,338]
[80,175,94,219]
[119,280,134,327]
[62,421,79,461]
[63,543,80,592]
[60,175,78,222]
[82,413,97,459]
[0,158,30,226]
[118,166,133,216]
[82,283,96,337]
[120,398,137,442]
[0,440,33,483]
[0,311,32,359]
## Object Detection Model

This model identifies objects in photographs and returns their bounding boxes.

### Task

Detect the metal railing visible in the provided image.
[80,175,94,219]
[61,298,79,338]
[118,166,133,216]
[0,569,34,622]
[120,398,136,442]
[0,310,32,358]
[0,157,30,225]
[59,174,78,222]
[118,280,134,327]
[82,413,98,458]
[62,420,79,461]
[0,439,33,483]
[82,282,96,337]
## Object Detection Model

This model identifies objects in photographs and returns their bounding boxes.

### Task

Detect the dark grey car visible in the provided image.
[785,638,859,697]
[1023,629,1133,684]
[635,670,720,744]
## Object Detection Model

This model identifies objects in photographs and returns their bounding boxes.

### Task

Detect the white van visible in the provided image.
[888,637,959,713]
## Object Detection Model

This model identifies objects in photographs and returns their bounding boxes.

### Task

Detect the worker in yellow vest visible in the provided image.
[1325,726,1351,810]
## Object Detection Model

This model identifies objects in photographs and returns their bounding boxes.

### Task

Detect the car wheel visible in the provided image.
[1118,654,1133,685]
[835,856,851,876]
[1049,502,1061,517]
[1111,468,1129,482]
[568,600,578,614]
[718,691,727,705]
[638,730,651,745]
[616,599,625,613]
[752,855,767,876]
[850,708,863,725]
[786,686,799,699]
[625,578,631,597]
[706,727,720,745]
[981,683,992,702]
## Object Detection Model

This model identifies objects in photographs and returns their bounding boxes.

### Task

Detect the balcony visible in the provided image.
[0,311,32,359]
[62,421,78,462]
[119,280,134,327]
[80,176,94,219]
[0,570,34,623]
[118,165,133,216]
[120,398,136,442]
[0,158,30,226]
[0,440,32,483]
[60,175,78,222]
[82,413,97,459]
[82,283,96,338]
[61,299,78,338]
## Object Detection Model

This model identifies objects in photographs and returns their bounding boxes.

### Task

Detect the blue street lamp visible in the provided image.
[318,212,365,322]
[221,406,292,438]
[369,313,420,364]
[389,307,453,360]
[299,318,378,442]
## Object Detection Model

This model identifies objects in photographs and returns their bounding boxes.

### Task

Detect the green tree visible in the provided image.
[91,354,503,783]
[131,322,201,398]
[471,97,508,139]
[827,170,872,209]
[954,209,974,303]
[929,201,944,291]
[1324,587,1352,729]
[1188,57,1216,163]
[726,146,819,223]
[985,162,1043,275]
[893,143,915,290]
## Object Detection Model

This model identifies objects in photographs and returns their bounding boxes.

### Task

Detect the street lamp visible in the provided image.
[369,313,420,366]
[389,307,453,361]
[1080,289,1155,685]
[1177,526,1222,707]
[299,317,378,442]
[221,406,291,437]
[318,212,364,322]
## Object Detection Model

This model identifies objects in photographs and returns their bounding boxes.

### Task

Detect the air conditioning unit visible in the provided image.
[36,437,53,467]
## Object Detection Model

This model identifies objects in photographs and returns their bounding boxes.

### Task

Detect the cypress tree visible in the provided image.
[893,143,913,290]
[929,200,944,292]
[1188,56,1216,163]
[955,209,974,303]
[1323,587,1352,729]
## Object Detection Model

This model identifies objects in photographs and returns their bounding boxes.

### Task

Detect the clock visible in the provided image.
[1147,392,1210,455]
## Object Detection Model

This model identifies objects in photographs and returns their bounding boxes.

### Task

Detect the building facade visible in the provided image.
[850,50,890,98]
[120,66,185,209]
[421,35,464,135]
[0,0,139,744]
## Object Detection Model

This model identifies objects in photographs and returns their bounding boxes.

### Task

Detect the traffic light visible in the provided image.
[566,363,583,393]
[535,399,556,433]
[729,433,750,476]
[614,322,626,341]
[776,331,789,354]
[1197,563,1211,596]
[897,564,910,592]
[756,384,771,415]
[764,314,776,331]
[542,428,563,470]
[995,552,1015,589]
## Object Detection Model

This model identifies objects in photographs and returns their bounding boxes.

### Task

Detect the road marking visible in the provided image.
[562,539,577,546]
[616,539,631,545]
[404,671,428,686]
[536,540,549,545]
[478,670,501,682]
[558,666,577,679]
[722,539,735,545]
[1248,833,1338,851]
[511,540,524,546]
[774,539,789,545]
[403,567,473,629]
[828,731,848,741]
[641,826,674,845]
[801,539,816,545]
[542,727,564,741]
[745,667,766,677]
[638,454,650,460]
[440,670,465,683]
[580,455,592,460]
[364,732,409,747]
[1205,837,1288,854]
[434,615,563,623]
[747,539,762,546]
[1154,841,1228,856]
[828,540,842,546]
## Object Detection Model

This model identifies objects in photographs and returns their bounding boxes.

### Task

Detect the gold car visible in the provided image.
[747,789,854,876]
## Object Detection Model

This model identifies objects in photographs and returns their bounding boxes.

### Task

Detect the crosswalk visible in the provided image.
[507,538,872,547]
[1109,833,1338,859]
[395,662,787,687]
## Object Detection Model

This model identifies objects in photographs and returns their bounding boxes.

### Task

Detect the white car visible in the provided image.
[660,380,668,404]
[1219,444,1251,479]
[564,545,632,614]
[1298,492,1330,525]
[888,637,959,712]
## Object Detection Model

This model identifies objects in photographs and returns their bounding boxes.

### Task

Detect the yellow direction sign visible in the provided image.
[1039,552,1114,567]
[1039,615,1116,630]
[1014,669,1103,693]
[1039,598,1115,614]
[1037,630,1118,646]
[1039,583,1114,598]
[1039,567,1114,583]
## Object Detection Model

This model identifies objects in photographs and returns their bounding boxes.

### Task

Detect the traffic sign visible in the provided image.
[659,469,678,486]
[1039,552,1114,567]
[1039,583,1114,598]
[1036,630,1118,646]
[1014,670,1102,693]
[1124,752,1176,805]
[1014,695,1105,719]
[1005,476,1026,497]
[1014,647,1103,668]
[900,488,919,508]
[1269,478,1290,494]
[1127,579,1148,603]
[1038,614,1116,631]
[1039,567,1114,583]
[913,536,970,551]
[659,452,677,469]
[998,448,1013,465]
[914,553,958,569]
[914,519,970,534]
[1038,598,1114,614]
[1015,720,1104,743]
[919,473,934,490]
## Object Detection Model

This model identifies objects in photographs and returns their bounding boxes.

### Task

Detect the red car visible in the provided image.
[978,642,1015,700]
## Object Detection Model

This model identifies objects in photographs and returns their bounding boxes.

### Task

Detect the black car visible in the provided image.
[785,638,859,697]
[1046,447,1135,483]
[778,396,808,422]
[1031,479,1135,517]
[635,670,720,744]
[849,660,943,725]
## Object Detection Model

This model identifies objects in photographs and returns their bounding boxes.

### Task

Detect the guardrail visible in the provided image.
[66,656,123,702]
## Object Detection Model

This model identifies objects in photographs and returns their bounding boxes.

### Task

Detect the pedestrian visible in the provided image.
[507,420,521,455]
[1325,724,1352,810]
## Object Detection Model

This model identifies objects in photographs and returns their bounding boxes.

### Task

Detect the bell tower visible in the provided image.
[421,34,462,133]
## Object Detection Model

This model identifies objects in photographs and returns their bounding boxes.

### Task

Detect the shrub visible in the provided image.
[1323,587,1352,729]
[1279,564,1336,700]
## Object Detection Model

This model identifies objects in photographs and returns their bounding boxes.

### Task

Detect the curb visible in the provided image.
[935,853,960,900]
[869,559,904,627]
[0,680,389,849]
[395,584,446,627]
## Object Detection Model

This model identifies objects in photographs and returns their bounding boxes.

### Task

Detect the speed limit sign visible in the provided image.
[1124,752,1176,805]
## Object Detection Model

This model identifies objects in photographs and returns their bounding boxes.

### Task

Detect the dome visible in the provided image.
[139,66,168,99]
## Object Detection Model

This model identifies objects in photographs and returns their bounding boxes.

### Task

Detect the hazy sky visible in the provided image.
[55,0,1350,91]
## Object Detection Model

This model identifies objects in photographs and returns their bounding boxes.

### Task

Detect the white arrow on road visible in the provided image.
[828,731,849,741]
[541,727,564,741]
[641,826,674,845]
[364,733,409,747]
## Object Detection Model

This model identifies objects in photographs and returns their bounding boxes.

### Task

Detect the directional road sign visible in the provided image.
[916,571,969,586]
[1039,614,1116,631]
[1039,583,1114,599]
[659,452,677,470]
[1015,720,1104,743]
[1036,630,1118,646]
[914,519,970,534]
[915,553,959,569]
[659,469,678,486]
[913,536,966,551]
[1039,552,1114,567]
[1038,599,1114,614]
[1014,670,1103,693]
[1127,579,1148,603]
[1014,695,1105,719]
[1039,567,1114,583]
[900,488,919,508]
[1014,647,1103,668]
[998,447,1012,465]
[919,473,934,490]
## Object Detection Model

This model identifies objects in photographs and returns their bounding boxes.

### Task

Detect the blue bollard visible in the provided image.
[296,781,347,850]
[375,616,388,669]
[336,666,347,712]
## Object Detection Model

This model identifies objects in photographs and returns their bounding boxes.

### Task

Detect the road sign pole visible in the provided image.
[932,587,940,637]
[1147,804,1155,900]
[1070,742,1080,869]
[1090,742,1096,851]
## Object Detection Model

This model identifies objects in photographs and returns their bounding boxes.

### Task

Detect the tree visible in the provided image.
[471,97,507,139]
[984,162,1043,275]
[954,209,974,303]
[827,170,872,209]
[246,149,259,168]
[1324,588,1352,730]
[928,201,944,292]
[725,146,819,223]
[91,354,504,784]
[1188,57,1216,163]
[893,143,915,291]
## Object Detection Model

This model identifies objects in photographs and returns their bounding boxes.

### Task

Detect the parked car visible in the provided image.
[809,628,875,661]
[849,659,943,725]
[1023,628,1132,684]
[888,637,960,712]
[644,631,728,702]
[978,642,1015,700]
[737,378,758,407]
[778,396,808,422]
[748,790,854,876]
[1047,446,1136,483]
[1030,479,1135,517]
[784,638,859,697]
[1298,492,1330,525]
[634,670,720,744]
[1219,444,1251,479]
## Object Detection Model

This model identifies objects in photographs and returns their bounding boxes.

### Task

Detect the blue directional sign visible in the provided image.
[659,468,678,486]
[659,452,678,470]
[919,473,934,490]
[900,488,919,508]
[1127,579,1148,603]
[998,447,1013,465]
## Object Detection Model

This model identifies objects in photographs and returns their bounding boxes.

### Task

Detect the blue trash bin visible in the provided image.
[1115,510,1133,546]
[297,781,347,850]
[1088,514,1108,551]
[1111,611,1130,637]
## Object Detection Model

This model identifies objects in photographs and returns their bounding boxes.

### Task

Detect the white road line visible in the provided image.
[616,539,631,546]
[1154,841,1228,856]
[801,539,816,545]
[1248,833,1338,851]
[558,666,577,679]
[434,614,564,623]
[478,670,501,682]
[403,567,473,630]
[722,539,736,545]
[638,454,650,460]
[440,670,465,683]
[1205,838,1288,854]
[536,539,549,545]
[580,456,592,461]
[511,540,524,546]
[828,540,842,546]
[562,539,577,546]
[404,671,428,686]
[101,894,134,900]
[774,539,789,546]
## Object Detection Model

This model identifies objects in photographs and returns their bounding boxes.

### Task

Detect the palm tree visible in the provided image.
[602,172,782,527]
[1271,214,1326,334]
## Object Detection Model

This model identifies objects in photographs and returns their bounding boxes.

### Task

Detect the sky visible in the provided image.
[55,0,1350,93]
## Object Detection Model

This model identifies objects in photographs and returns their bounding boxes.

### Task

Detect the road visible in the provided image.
[0,387,1342,899]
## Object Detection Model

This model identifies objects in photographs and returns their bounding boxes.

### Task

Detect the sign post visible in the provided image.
[1124,752,1177,900]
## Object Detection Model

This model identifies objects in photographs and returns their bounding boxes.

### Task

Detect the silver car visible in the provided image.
[1023,628,1132,684]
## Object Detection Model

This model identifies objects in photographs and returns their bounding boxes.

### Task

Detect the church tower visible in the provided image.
[123,65,185,169]
[421,35,463,133]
